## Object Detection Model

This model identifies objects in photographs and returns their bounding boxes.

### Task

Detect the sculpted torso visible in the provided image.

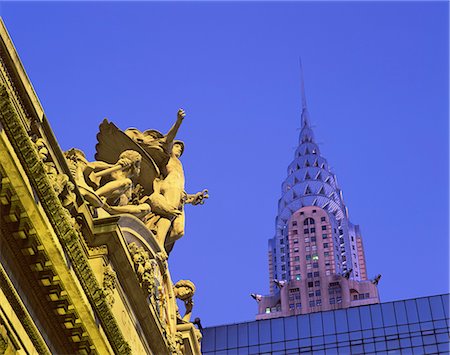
[160,157,185,207]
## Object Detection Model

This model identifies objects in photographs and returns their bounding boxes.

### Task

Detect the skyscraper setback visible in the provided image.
[255,74,380,319]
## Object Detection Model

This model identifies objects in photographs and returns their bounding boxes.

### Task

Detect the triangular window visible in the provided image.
[318,186,325,195]
[305,160,310,167]
[323,202,330,211]
[312,198,318,206]
[316,172,322,181]
[305,186,312,195]
[313,160,319,167]
[321,163,326,169]
[305,147,310,155]
[305,172,311,180]
[293,191,298,199]
[294,176,299,184]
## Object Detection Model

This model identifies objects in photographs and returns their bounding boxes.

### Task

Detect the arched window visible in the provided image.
[303,217,315,225]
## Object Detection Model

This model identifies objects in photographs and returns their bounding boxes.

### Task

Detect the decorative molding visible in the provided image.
[0,85,131,354]
[103,264,117,308]
[0,265,50,355]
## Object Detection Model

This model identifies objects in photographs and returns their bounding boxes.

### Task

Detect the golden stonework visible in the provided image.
[0,18,204,354]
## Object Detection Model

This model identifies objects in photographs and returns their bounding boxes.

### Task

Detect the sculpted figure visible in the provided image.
[35,138,75,206]
[125,108,186,173]
[173,280,196,323]
[94,109,208,251]
[65,148,150,217]
[144,139,208,254]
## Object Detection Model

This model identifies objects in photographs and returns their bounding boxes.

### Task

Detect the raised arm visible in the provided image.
[165,108,185,144]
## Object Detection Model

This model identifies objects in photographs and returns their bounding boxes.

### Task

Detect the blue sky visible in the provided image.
[1,1,448,327]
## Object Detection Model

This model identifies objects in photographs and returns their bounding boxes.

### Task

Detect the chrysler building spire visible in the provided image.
[255,66,380,318]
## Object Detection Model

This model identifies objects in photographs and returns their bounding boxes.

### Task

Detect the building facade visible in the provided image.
[0,19,203,354]
[203,294,450,354]
[257,77,379,319]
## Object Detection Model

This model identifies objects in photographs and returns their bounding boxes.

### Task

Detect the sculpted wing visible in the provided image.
[95,119,160,195]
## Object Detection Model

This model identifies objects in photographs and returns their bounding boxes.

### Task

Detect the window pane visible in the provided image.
[416,298,432,322]
[381,303,396,326]
[310,312,323,336]
[322,311,336,335]
[370,304,383,328]
[248,322,259,346]
[405,300,419,323]
[258,320,271,344]
[284,316,298,340]
[347,308,361,331]
[228,324,238,349]
[442,294,449,318]
[216,326,227,350]
[202,328,215,352]
[429,296,445,320]
[271,318,284,342]
[335,309,348,333]
[394,301,408,325]
[359,305,372,330]
[238,323,249,347]
[238,347,249,355]
[298,314,311,337]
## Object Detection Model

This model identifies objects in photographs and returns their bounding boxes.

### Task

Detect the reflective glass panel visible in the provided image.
[405,300,419,323]
[271,318,284,342]
[272,341,285,351]
[429,296,445,320]
[394,301,408,325]
[359,305,372,329]
[228,324,238,349]
[248,345,259,354]
[215,326,228,350]
[370,304,384,328]
[286,340,299,349]
[347,308,361,331]
[238,323,249,347]
[258,320,271,344]
[416,298,432,322]
[335,309,348,333]
[442,294,449,318]
[312,336,324,345]
[381,302,396,326]
[298,314,311,337]
[259,343,271,352]
[202,328,215,352]
[284,316,298,340]
[248,322,259,346]
[349,331,362,341]
[322,311,336,335]
[299,337,311,347]
[310,312,324,336]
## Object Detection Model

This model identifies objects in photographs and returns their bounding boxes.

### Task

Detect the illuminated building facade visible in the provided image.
[257,75,379,319]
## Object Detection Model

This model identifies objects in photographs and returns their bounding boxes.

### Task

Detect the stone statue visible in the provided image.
[173,280,196,323]
[144,138,208,254]
[65,148,150,217]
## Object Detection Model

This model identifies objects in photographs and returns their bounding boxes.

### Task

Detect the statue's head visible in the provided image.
[65,148,88,162]
[119,150,142,177]
[174,279,195,300]
[172,141,184,158]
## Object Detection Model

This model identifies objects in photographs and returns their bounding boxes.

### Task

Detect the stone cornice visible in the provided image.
[0,84,131,354]
[0,263,50,354]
